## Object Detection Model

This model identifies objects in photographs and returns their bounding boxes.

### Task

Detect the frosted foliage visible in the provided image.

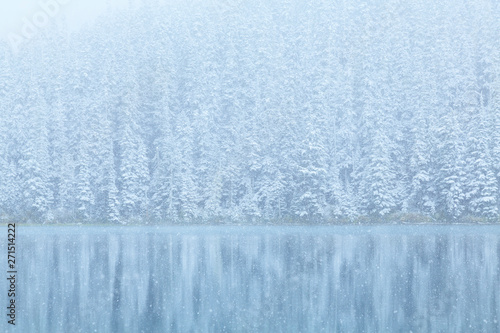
[0,0,499,223]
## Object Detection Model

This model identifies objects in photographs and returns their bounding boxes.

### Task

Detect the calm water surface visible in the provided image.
[1,225,499,332]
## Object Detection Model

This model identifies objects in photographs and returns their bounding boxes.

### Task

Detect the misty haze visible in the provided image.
[0,0,499,332]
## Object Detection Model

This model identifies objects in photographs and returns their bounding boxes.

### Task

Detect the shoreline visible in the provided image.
[1,221,499,227]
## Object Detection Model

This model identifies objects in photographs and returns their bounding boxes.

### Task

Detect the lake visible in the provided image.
[1,225,499,332]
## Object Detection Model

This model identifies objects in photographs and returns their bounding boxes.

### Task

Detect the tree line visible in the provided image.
[0,0,499,223]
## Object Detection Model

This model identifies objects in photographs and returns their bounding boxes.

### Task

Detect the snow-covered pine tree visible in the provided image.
[436,110,467,220]
[116,69,149,221]
[16,78,53,222]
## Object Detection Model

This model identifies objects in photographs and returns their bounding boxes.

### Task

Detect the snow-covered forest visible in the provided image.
[0,0,499,224]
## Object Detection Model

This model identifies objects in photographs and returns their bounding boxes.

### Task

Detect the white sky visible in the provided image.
[0,0,135,41]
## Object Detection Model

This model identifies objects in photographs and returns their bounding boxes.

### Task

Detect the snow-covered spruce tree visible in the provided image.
[75,149,94,221]
[408,110,438,216]
[0,51,17,220]
[149,91,176,221]
[485,25,500,219]
[432,12,476,221]
[17,80,53,222]
[464,104,498,219]
[239,126,263,221]
[291,110,328,220]
[493,91,500,217]
[358,130,398,217]
[174,111,199,221]
[354,54,398,216]
[86,74,121,224]
[115,70,149,222]
[436,110,467,220]
[46,97,74,221]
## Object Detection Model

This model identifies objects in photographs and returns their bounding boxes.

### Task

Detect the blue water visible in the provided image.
[1,225,499,332]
